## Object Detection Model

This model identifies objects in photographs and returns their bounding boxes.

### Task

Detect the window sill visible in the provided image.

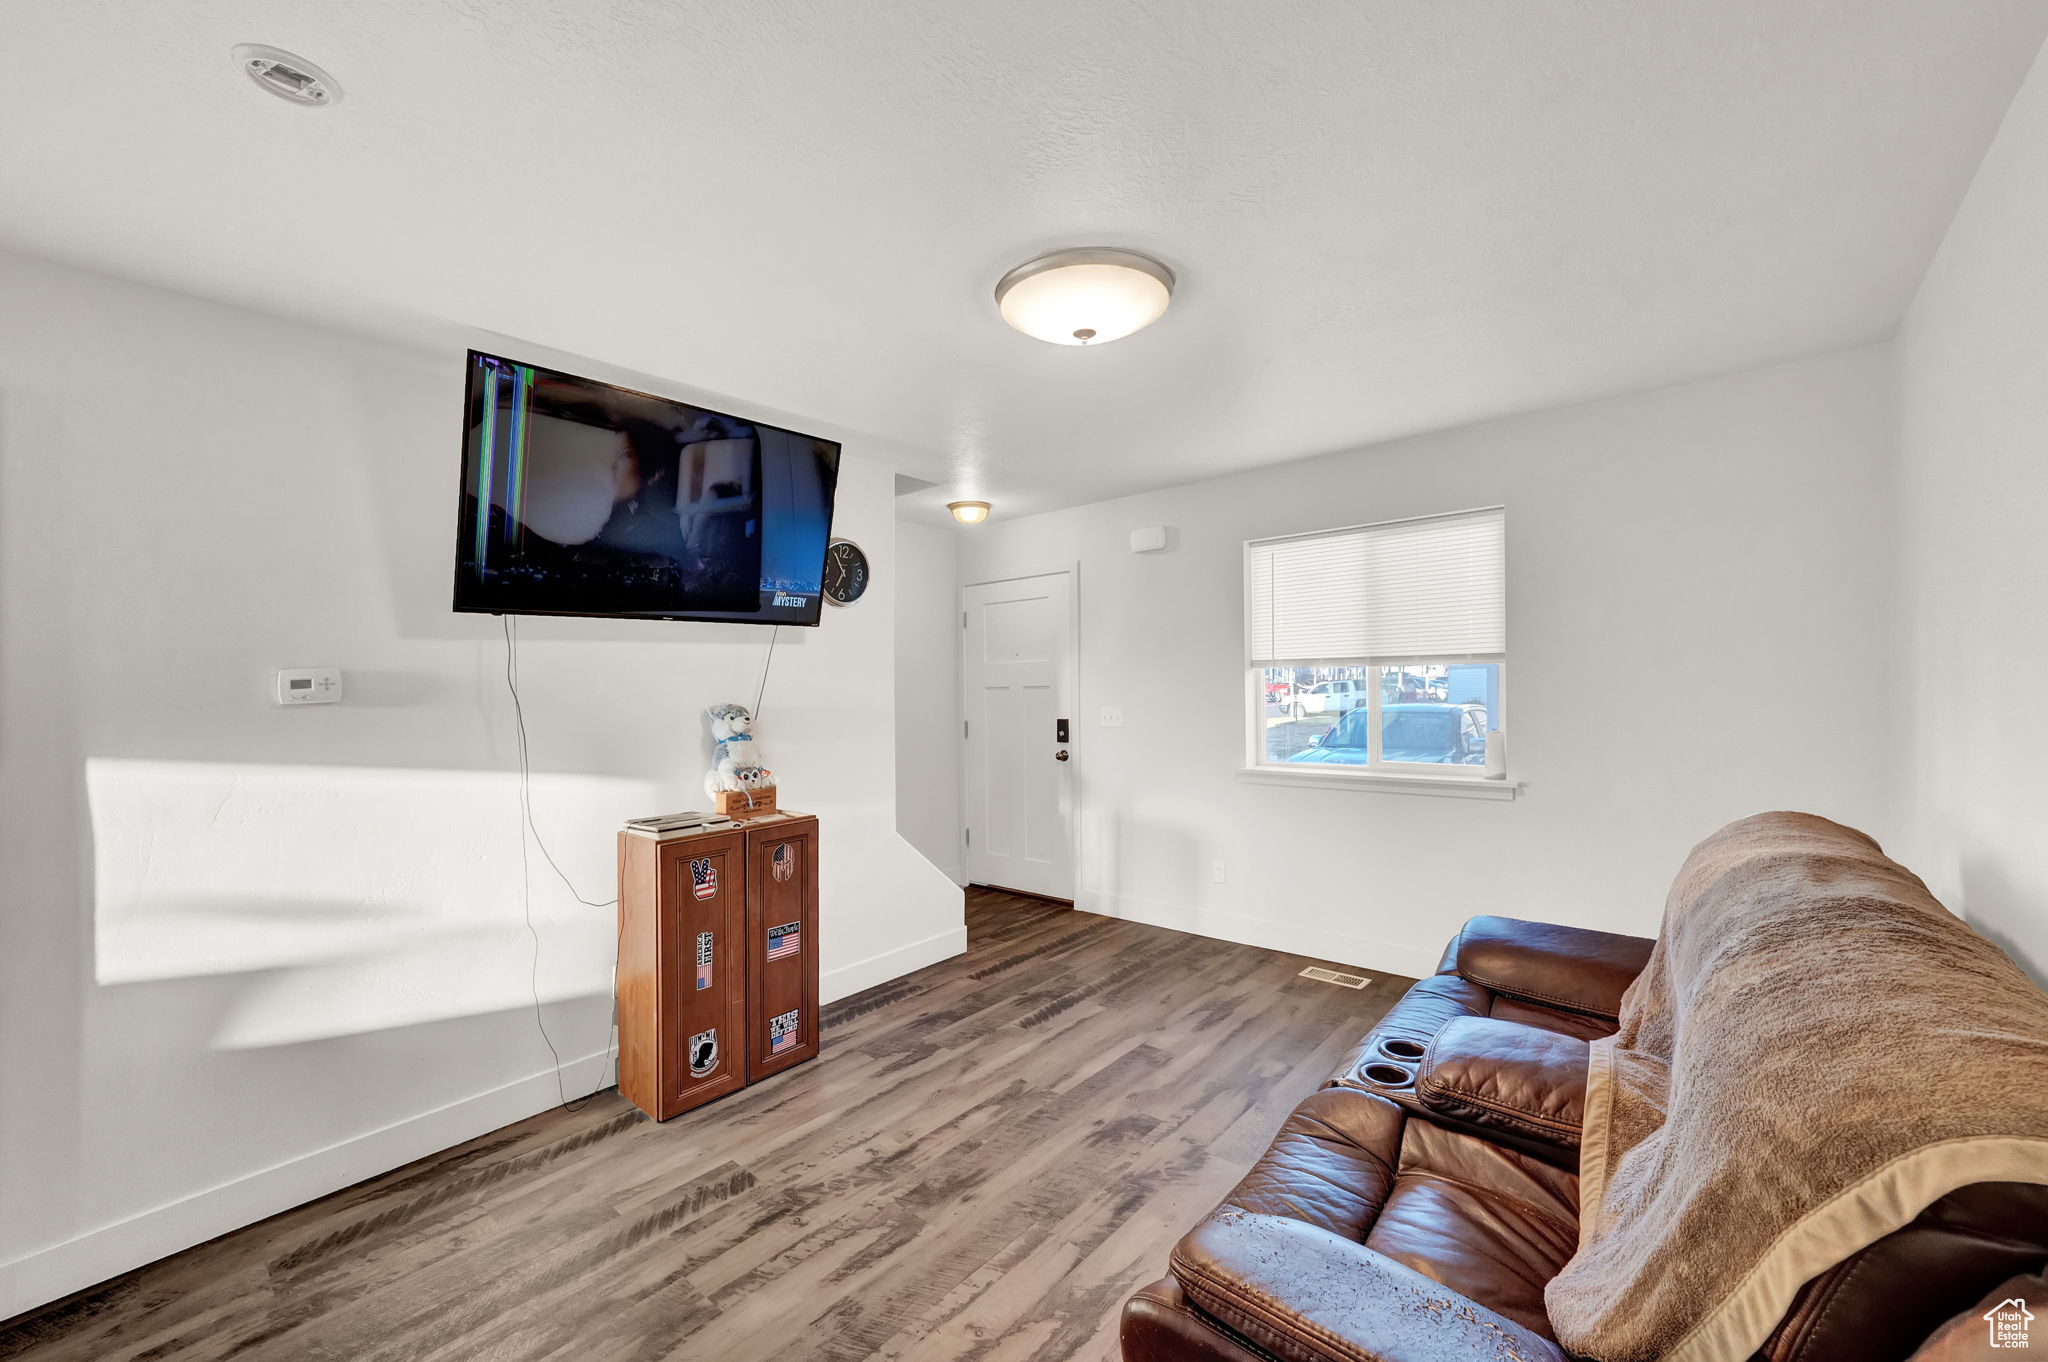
[1237,766,1520,800]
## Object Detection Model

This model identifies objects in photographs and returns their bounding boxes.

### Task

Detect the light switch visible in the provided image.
[275,668,343,706]
[1099,707,1125,727]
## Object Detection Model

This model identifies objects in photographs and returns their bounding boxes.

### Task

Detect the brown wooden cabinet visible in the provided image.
[743,816,820,1082]
[616,812,819,1121]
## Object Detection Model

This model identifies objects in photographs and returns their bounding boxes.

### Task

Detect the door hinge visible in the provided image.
[963,719,970,739]
[964,827,970,846]
[961,611,968,628]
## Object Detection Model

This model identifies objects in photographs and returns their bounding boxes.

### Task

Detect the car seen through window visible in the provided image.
[1287,703,1489,767]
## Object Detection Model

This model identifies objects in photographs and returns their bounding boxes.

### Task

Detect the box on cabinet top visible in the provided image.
[622,810,813,842]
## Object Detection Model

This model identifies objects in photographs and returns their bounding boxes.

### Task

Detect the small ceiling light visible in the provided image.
[232,44,343,108]
[994,247,1174,346]
[948,501,992,525]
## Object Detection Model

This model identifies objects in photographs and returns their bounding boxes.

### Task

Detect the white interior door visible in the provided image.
[962,571,1075,900]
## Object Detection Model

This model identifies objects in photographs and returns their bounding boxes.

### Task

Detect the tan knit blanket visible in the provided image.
[1545,812,2048,1362]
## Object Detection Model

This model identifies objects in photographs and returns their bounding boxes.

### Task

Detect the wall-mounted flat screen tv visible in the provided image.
[453,350,842,625]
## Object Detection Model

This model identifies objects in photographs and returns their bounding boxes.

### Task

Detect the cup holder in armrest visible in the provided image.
[1378,1038,1427,1061]
[1360,1062,1415,1088]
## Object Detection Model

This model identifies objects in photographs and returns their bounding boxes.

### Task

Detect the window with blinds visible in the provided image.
[1247,508,1504,666]
[1246,508,1506,777]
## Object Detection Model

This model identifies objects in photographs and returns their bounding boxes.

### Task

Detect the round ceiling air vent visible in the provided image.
[231,44,342,108]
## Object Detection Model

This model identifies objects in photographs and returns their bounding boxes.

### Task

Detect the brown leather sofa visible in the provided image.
[1121,915,2048,1362]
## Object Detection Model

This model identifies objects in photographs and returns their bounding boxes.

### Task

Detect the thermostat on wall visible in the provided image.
[275,667,343,706]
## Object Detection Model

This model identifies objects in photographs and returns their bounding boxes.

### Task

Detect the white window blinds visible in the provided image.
[1247,507,1505,666]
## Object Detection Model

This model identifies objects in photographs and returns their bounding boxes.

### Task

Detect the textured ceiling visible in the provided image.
[2,1,2043,520]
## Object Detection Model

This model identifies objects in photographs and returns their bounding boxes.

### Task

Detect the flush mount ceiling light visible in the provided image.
[232,44,343,108]
[994,247,1175,346]
[947,501,992,525]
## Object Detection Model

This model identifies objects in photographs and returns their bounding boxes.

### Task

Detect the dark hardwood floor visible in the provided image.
[0,890,1411,1362]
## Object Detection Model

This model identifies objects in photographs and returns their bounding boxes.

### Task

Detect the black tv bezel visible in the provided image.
[449,348,842,628]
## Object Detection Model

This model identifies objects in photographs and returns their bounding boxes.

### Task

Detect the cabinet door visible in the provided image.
[745,819,819,1081]
[659,833,747,1117]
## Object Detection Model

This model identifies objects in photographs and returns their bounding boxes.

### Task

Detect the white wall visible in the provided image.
[0,250,961,1316]
[958,348,1897,977]
[1895,47,2048,983]
[894,520,965,882]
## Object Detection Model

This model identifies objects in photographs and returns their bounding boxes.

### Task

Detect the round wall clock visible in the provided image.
[822,538,870,607]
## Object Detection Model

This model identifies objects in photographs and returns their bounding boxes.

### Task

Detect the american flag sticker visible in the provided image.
[771,842,796,882]
[766,920,801,962]
[690,857,716,901]
[695,931,713,991]
[769,1008,800,1055]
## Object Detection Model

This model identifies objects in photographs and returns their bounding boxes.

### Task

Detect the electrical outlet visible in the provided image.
[1099,706,1125,727]
[1210,859,1227,884]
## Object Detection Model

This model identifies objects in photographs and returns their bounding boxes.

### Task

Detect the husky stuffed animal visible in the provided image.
[704,702,774,801]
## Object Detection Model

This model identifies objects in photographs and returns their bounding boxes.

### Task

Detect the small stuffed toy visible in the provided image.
[704,702,774,801]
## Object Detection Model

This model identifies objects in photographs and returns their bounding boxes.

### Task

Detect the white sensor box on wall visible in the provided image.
[275,668,343,706]
[1130,526,1169,553]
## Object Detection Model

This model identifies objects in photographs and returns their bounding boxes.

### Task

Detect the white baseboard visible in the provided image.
[821,924,967,1004]
[1078,891,1442,981]
[0,1049,612,1321]
[3,919,974,1322]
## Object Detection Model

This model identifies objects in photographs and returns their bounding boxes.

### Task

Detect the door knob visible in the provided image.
[1054,749,1070,762]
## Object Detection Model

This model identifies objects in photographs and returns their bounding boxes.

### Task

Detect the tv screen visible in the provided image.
[452,350,841,625]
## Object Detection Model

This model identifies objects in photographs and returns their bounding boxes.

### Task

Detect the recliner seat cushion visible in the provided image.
[1486,995,1616,1040]
[1199,1086,1580,1342]
[1362,1118,1579,1337]
[1220,1084,1402,1240]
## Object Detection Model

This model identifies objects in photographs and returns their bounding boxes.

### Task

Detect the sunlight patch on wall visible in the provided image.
[87,757,657,1048]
